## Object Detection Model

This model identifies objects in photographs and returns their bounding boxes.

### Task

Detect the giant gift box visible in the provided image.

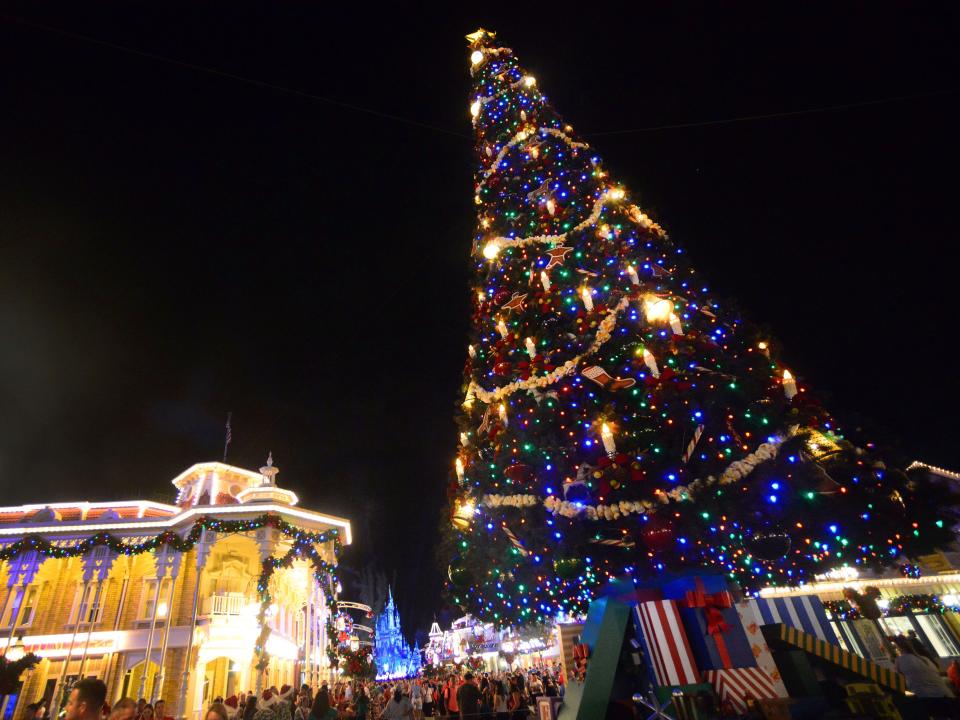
[653,574,789,711]
[660,574,757,670]
[745,595,838,643]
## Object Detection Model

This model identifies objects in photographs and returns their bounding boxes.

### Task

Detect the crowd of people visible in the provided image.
[35,665,564,720]
[200,665,565,720]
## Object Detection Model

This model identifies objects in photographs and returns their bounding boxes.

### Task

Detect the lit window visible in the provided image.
[140,578,173,621]
[915,615,960,657]
[18,586,39,626]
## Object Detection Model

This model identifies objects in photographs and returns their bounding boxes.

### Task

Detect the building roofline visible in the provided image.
[0,500,181,516]
[907,461,960,481]
[170,461,265,489]
[0,502,352,545]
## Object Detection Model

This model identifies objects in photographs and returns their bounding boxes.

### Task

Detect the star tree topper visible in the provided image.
[466,28,496,48]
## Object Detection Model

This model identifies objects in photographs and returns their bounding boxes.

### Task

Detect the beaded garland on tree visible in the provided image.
[443,28,955,627]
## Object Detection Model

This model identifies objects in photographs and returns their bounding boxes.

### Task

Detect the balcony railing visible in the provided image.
[204,592,250,617]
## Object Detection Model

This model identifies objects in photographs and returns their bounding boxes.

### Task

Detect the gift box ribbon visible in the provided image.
[682,577,735,668]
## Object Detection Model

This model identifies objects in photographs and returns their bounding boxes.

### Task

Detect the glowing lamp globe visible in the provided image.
[470,50,484,65]
[482,240,501,260]
[643,296,673,323]
[452,499,475,530]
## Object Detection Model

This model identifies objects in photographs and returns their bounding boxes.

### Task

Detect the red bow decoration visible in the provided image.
[704,605,730,636]
[681,579,735,668]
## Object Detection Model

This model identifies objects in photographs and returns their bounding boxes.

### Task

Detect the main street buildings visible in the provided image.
[0,459,350,718]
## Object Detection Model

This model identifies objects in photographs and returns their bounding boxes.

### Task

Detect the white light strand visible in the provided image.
[467,297,630,403]
[474,75,541,115]
[479,430,797,522]
[477,127,591,190]
[469,46,513,77]
[475,193,610,257]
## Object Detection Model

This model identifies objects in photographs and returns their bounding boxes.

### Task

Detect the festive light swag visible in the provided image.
[0,514,344,669]
[442,28,955,627]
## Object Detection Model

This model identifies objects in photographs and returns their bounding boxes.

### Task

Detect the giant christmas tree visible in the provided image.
[443,29,954,627]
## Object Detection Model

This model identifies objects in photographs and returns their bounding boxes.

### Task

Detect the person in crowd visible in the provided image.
[409,680,422,720]
[492,680,509,720]
[139,704,154,720]
[477,677,492,720]
[892,635,957,718]
[506,678,524,720]
[443,676,459,719]
[309,690,338,720]
[293,695,311,720]
[136,700,146,719]
[949,658,960,695]
[108,699,137,720]
[421,681,434,719]
[906,629,939,662]
[242,694,258,720]
[526,673,542,700]
[353,684,370,720]
[206,705,230,720]
[455,673,480,720]
[379,686,412,720]
[65,680,108,720]
[153,700,173,720]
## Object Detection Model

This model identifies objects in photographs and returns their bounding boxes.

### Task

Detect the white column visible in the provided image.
[177,528,209,720]
[76,580,105,678]
[137,577,163,699]
[153,564,181,701]
[0,563,14,651]
[254,525,280,696]
[52,574,88,710]
[139,546,181,701]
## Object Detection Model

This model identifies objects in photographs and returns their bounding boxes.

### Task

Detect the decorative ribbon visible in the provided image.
[682,578,734,668]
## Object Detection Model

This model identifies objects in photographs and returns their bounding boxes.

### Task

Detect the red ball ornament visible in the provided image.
[504,463,535,483]
[641,516,675,553]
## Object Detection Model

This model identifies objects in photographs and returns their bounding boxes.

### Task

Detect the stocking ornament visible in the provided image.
[582,365,636,392]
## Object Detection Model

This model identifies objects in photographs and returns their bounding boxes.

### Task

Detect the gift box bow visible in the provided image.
[682,586,733,636]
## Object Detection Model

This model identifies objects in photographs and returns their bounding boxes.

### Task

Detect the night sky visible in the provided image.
[1,3,958,640]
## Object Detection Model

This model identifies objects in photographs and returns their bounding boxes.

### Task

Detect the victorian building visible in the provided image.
[0,458,351,719]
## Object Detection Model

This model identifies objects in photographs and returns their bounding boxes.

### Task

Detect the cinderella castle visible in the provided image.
[374,586,422,680]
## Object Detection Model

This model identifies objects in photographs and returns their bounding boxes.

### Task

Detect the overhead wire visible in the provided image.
[584,88,957,136]
[2,14,955,140]
[0,13,471,140]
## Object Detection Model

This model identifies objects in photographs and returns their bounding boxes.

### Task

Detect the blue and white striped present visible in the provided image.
[746,595,838,643]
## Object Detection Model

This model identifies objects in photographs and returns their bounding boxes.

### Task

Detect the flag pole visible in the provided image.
[223,411,232,463]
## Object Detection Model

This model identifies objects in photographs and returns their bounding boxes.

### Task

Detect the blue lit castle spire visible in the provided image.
[374,586,422,680]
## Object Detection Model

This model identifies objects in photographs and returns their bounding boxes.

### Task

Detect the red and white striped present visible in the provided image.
[635,600,701,687]
[704,668,788,712]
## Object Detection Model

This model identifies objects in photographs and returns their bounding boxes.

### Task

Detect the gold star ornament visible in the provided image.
[466,28,496,48]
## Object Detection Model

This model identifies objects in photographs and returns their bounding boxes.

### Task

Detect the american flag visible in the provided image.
[223,412,232,462]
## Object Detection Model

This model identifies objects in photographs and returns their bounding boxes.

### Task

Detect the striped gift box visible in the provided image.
[635,600,701,687]
[772,623,906,693]
[747,595,837,643]
[704,667,786,712]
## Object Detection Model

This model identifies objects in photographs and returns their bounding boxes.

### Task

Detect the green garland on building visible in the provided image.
[0,513,344,669]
